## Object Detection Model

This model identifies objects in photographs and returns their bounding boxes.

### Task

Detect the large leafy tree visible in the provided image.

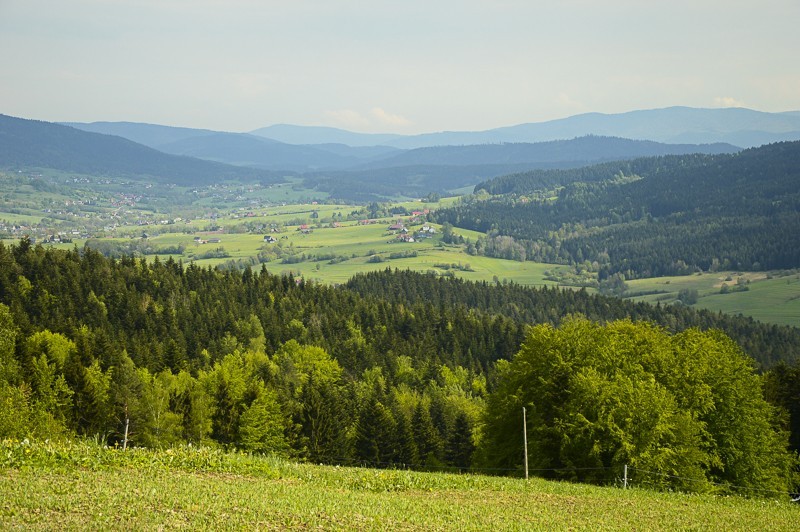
[478,317,798,496]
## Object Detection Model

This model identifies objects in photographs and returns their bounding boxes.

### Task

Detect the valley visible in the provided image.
[4,3,800,527]
[4,165,800,327]
[2,110,800,524]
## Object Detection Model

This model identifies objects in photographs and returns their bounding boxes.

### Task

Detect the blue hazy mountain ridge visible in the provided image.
[249,124,404,147]
[154,133,363,171]
[66,121,404,171]
[381,107,800,149]
[244,107,800,150]
[66,118,740,175]
[0,114,280,184]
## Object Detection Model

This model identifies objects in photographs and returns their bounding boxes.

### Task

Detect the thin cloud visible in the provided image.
[323,109,371,129]
[713,96,745,108]
[323,107,411,131]
[370,107,411,127]
[556,92,583,110]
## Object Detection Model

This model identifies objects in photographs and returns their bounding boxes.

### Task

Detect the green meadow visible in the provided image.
[1,440,797,530]
[626,271,800,327]
[151,218,562,286]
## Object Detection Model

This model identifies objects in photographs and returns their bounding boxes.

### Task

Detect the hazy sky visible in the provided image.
[1,0,799,134]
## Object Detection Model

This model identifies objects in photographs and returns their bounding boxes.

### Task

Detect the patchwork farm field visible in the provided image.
[46,208,568,287]
[2,440,797,530]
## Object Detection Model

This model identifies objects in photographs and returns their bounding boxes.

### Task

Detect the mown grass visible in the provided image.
[1,439,798,530]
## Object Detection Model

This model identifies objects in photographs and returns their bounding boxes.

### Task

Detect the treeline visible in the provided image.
[472,152,718,196]
[346,269,800,369]
[1,241,798,492]
[435,142,800,278]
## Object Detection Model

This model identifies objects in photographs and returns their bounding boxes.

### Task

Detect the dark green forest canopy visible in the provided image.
[435,141,800,277]
[346,269,800,369]
[0,242,798,373]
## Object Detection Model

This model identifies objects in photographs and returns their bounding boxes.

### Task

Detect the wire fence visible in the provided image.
[309,455,798,499]
[630,467,796,498]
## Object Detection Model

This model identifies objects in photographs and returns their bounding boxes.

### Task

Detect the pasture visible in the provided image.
[1,440,797,530]
[626,271,800,327]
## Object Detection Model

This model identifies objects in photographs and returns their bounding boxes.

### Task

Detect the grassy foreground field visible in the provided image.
[1,440,797,530]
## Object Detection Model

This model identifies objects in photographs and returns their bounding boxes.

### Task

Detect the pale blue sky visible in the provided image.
[1,0,798,133]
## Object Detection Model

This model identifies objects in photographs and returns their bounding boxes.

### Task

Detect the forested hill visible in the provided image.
[302,137,738,202]
[472,153,718,195]
[0,114,281,185]
[345,269,800,368]
[435,141,800,277]
[366,136,738,169]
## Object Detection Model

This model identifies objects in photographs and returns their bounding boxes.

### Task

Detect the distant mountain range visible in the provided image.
[69,107,800,150]
[64,112,742,174]
[360,136,736,169]
[372,107,800,149]
[7,106,797,198]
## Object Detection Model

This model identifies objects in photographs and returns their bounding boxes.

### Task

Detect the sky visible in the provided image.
[1,0,799,134]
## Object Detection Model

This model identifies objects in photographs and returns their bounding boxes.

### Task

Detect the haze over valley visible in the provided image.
[2,1,800,527]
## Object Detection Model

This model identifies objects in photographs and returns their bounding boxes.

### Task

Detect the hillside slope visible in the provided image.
[0,115,279,184]
[303,136,740,201]
[434,141,800,277]
[366,136,738,168]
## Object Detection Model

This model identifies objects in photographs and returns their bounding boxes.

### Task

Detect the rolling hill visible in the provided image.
[63,119,739,197]
[363,136,738,168]
[0,115,281,185]
[66,121,403,171]
[302,136,740,201]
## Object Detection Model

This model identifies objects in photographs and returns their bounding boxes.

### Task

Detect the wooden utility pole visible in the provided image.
[523,407,529,480]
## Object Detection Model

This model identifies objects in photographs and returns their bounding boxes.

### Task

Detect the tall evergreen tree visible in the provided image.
[445,411,474,471]
[355,397,397,467]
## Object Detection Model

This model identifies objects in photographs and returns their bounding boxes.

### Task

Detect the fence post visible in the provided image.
[523,407,529,480]
[623,464,628,489]
[123,403,130,451]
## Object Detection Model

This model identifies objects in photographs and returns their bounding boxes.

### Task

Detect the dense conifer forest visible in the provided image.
[1,240,798,492]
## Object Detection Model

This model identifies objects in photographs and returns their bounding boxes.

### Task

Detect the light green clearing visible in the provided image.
[626,271,800,327]
[137,219,562,287]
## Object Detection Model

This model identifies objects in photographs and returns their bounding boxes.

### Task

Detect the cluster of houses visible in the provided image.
[193,236,222,245]
[388,221,436,243]
[41,234,74,244]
